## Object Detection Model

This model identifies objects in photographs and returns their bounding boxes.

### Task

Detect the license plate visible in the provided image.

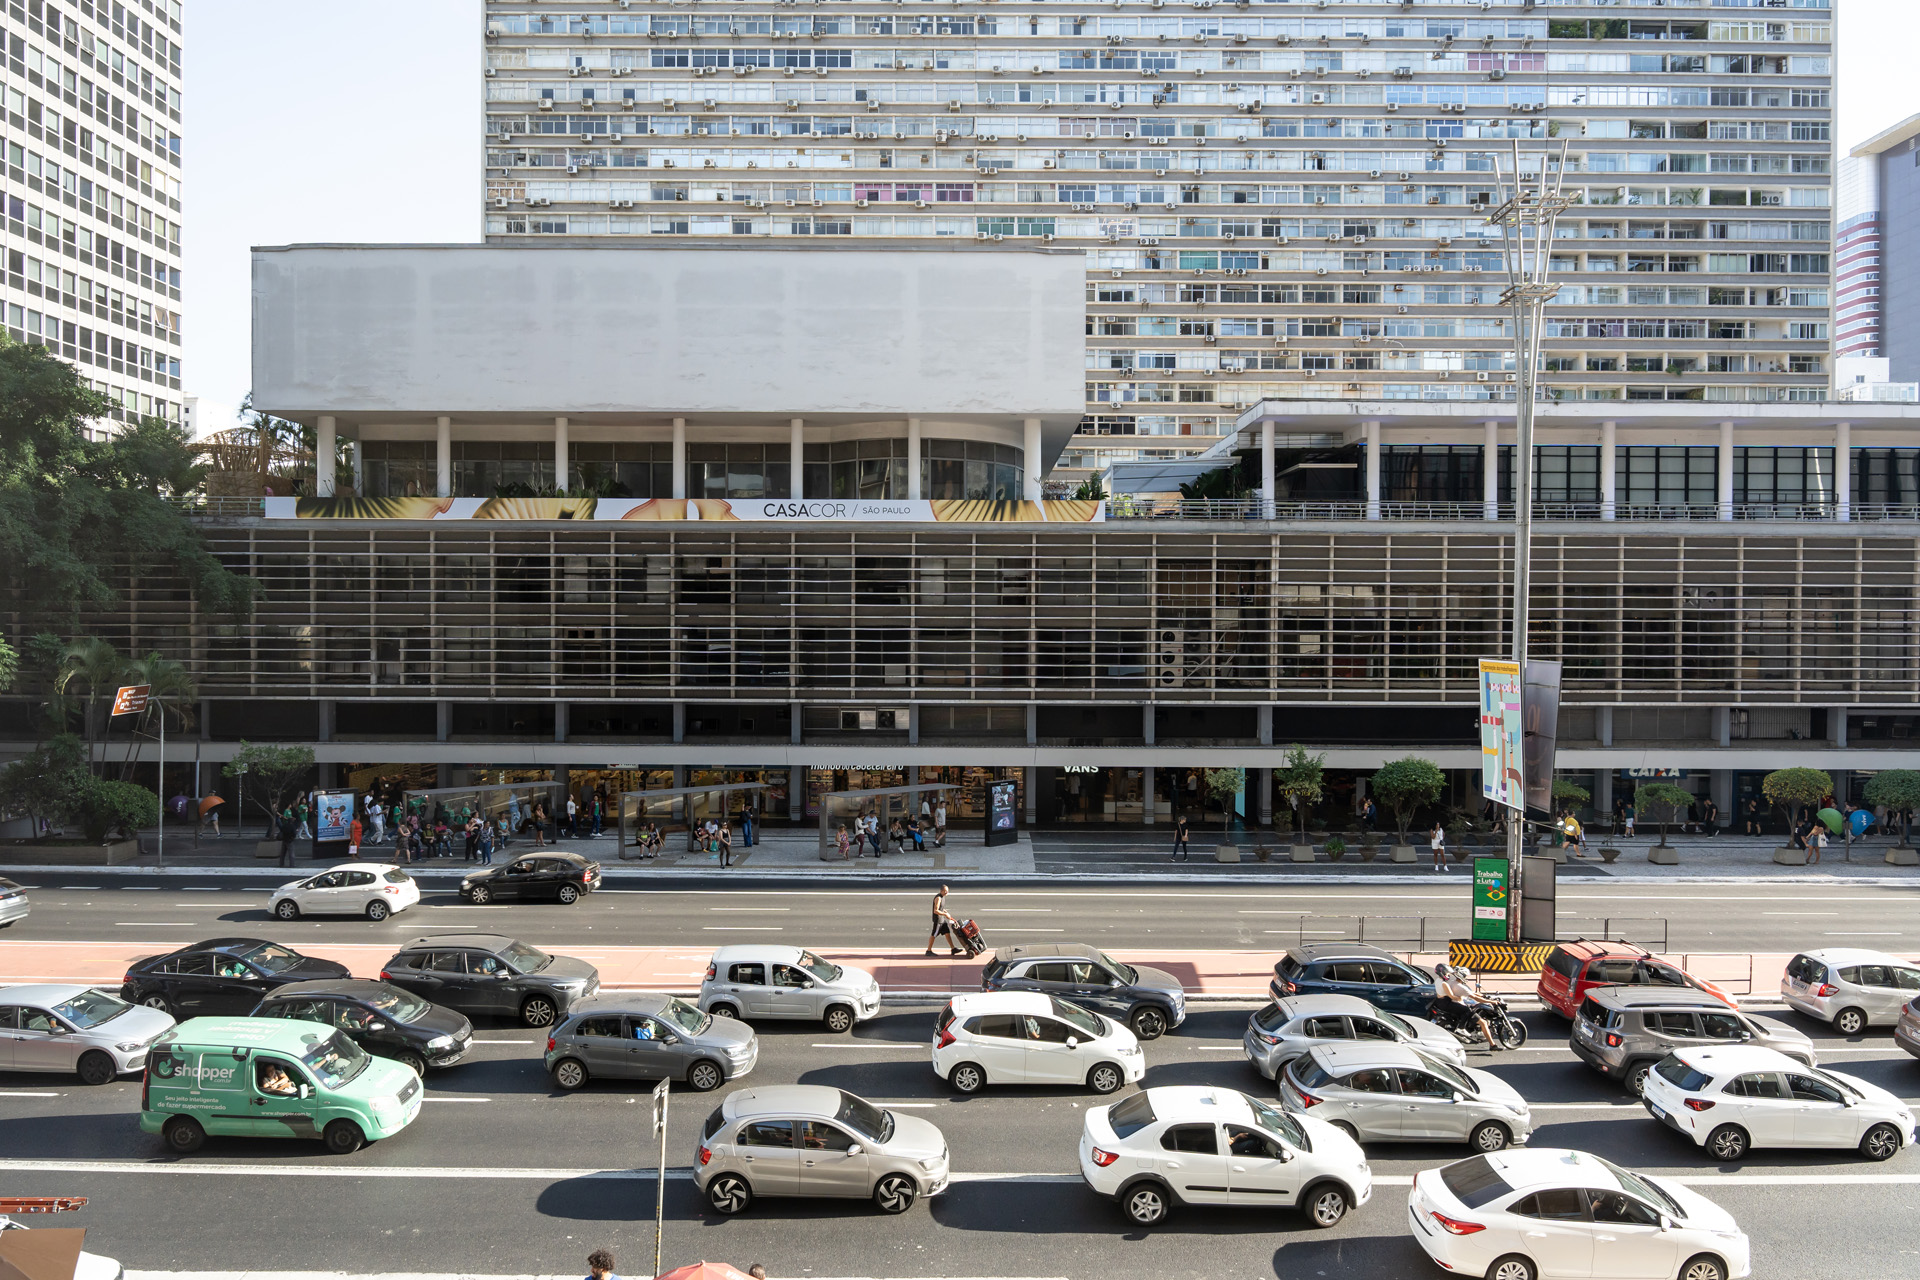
[1578,1023,1593,1040]
[1649,1102,1666,1121]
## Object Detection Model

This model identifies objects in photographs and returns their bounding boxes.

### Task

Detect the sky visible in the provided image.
[181,0,1911,435]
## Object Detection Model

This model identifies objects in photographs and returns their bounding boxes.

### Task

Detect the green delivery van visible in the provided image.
[140,1016,422,1154]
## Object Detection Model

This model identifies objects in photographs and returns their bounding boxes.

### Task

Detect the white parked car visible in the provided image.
[1641,1044,1915,1162]
[1408,1149,1751,1280]
[1781,948,1920,1034]
[932,991,1144,1095]
[698,945,881,1033]
[1078,1085,1372,1228]
[271,863,419,922]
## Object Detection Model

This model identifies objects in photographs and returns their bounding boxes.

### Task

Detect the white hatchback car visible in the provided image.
[1079,1085,1372,1228]
[1781,948,1920,1034]
[933,991,1144,1095]
[1408,1149,1751,1280]
[271,863,420,922]
[1641,1044,1916,1162]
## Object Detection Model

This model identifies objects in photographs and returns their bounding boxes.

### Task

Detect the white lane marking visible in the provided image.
[972,909,1056,914]
[810,1043,924,1050]
[1195,1046,1245,1052]
[1764,912,1839,916]
[179,887,224,892]
[111,922,196,927]
[873,1102,941,1108]
[995,929,1066,933]
[712,907,789,912]
[60,885,102,890]
[421,1097,492,1104]
[1239,911,1310,915]
[1527,1103,1648,1111]
[1825,932,1904,937]
[118,887,160,892]
[702,926,783,931]
[470,1039,534,1045]
[0,1091,63,1097]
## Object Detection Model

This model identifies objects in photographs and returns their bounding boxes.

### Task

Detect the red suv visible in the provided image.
[1536,939,1736,1020]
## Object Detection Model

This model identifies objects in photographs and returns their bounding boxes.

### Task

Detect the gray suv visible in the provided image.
[546,993,757,1093]
[982,943,1186,1039]
[1571,986,1817,1095]
[695,1085,950,1216]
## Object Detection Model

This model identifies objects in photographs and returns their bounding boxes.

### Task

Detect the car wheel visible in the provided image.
[1707,1124,1750,1162]
[1487,1254,1538,1280]
[140,994,171,1015]
[1330,1121,1359,1141]
[1122,1182,1170,1226]
[273,899,300,921]
[323,1119,366,1155]
[522,996,559,1028]
[873,1172,918,1214]
[1129,1006,1168,1040]
[709,1003,741,1022]
[468,884,491,906]
[365,900,390,922]
[1679,1255,1728,1280]
[552,1058,588,1090]
[1834,1006,1868,1036]
[76,1051,117,1087]
[395,1051,426,1077]
[823,1004,855,1034]
[1625,1061,1654,1096]
[1470,1121,1512,1153]
[1305,1183,1349,1229]
[162,1116,204,1154]
[687,1060,724,1092]
[558,884,580,904]
[1087,1063,1124,1095]
[706,1173,752,1215]
[1861,1122,1903,1162]
[949,1062,985,1094]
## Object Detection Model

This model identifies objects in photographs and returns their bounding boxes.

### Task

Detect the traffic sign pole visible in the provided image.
[652,1076,670,1277]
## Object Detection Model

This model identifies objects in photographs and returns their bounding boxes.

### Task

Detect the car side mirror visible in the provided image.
[495,971,512,979]
[367,1022,387,1032]
[298,1084,311,1100]
[661,1034,680,1046]
[1066,1036,1080,1048]
[1658,1215,1674,1232]
[846,1143,862,1156]
[802,981,815,990]
[1452,1092,1467,1103]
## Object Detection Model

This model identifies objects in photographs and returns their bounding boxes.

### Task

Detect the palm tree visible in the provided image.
[117,652,199,784]
[53,637,127,776]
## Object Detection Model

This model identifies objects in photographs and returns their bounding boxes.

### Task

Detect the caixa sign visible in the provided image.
[1624,768,1688,779]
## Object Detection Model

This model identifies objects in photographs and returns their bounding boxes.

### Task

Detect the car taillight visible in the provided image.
[698,1145,712,1166]
[1605,1033,1622,1048]
[1281,979,1298,995]
[122,972,136,986]
[1090,1147,1119,1167]
[1815,983,1838,997]
[1432,1212,1486,1236]
[1684,1098,1716,1112]
[379,970,393,982]
[705,963,717,980]
[1293,1085,1322,1109]
[581,872,591,882]
[935,1028,956,1050]
[545,1036,556,1053]
[1254,1030,1280,1046]
[384,886,400,895]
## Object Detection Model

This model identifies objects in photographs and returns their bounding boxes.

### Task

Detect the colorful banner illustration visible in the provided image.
[276,497,1104,524]
[1478,658,1524,812]
[313,790,356,843]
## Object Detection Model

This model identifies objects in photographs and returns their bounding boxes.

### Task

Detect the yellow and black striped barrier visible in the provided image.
[1449,940,1556,974]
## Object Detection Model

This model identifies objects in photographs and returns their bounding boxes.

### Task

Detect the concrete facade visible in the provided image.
[1844,115,1920,386]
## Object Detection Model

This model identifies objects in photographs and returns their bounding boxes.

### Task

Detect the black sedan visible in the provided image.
[459,852,602,905]
[379,933,601,1028]
[119,937,352,1018]
[252,978,474,1075]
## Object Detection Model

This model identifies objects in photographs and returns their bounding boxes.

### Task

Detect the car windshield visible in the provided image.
[499,941,552,974]
[50,988,130,1029]
[797,950,842,983]
[363,988,431,1023]
[1377,1009,1416,1037]
[1597,1156,1684,1221]
[1095,950,1138,984]
[835,1090,894,1143]
[301,1031,371,1089]
[236,943,304,974]
[1245,1094,1309,1149]
[1412,1051,1476,1095]
[659,997,710,1035]
[1050,997,1103,1037]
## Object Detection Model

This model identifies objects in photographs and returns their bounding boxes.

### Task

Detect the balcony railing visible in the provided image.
[169,497,268,518]
[1103,499,1920,523]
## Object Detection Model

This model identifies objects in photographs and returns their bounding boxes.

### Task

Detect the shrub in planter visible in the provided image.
[1325,836,1347,862]
[73,776,160,844]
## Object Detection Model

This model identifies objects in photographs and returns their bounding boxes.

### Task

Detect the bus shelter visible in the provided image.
[816,783,961,855]
[400,780,560,840]
[617,782,771,858]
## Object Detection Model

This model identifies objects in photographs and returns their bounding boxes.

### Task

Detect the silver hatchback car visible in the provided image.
[698,946,881,1033]
[1782,949,1920,1034]
[545,993,757,1093]
[1245,994,1466,1079]
[0,983,175,1084]
[1279,1042,1534,1153]
[695,1085,949,1215]
[0,878,27,930]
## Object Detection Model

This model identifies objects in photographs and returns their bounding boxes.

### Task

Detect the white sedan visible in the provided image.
[1642,1044,1915,1162]
[271,863,420,921]
[934,991,1144,1095]
[1408,1149,1750,1280]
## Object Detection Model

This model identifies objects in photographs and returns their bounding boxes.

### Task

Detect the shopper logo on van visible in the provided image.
[153,1055,235,1084]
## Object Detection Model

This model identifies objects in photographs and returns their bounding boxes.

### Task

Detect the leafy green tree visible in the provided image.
[1762,767,1834,833]
[52,636,125,774]
[1863,770,1920,848]
[0,634,16,692]
[1273,744,1326,844]
[1634,782,1694,848]
[223,741,315,831]
[1552,779,1591,809]
[1070,478,1108,501]
[71,774,159,843]
[0,734,87,833]
[1370,757,1446,843]
[114,651,198,781]
[1202,767,1246,842]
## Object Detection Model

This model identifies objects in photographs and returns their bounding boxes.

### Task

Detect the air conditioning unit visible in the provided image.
[538,99,554,111]
[493,196,509,209]
[1476,371,1490,382]
[566,164,580,175]
[855,198,869,207]
[1154,629,1186,689]
[1310,92,1326,104]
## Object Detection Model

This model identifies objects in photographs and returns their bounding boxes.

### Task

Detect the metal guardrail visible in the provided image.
[1104,499,1920,523]
[167,497,267,517]
[1272,914,1670,955]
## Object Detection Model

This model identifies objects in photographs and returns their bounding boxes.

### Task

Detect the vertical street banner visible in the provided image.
[1472,857,1512,942]
[313,791,355,844]
[1478,659,1524,811]
[1522,659,1563,816]
[985,780,1019,847]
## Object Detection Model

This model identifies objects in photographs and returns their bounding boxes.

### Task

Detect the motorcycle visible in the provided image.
[1429,993,1529,1051]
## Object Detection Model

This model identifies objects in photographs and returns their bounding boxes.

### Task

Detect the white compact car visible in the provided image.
[271,863,420,922]
[933,991,1144,1095]
[1408,1149,1751,1280]
[1642,1045,1915,1162]
[1078,1085,1372,1228]
[1781,948,1920,1034]
[698,945,882,1033]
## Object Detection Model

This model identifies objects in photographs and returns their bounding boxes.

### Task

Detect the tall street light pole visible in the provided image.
[1487,139,1572,946]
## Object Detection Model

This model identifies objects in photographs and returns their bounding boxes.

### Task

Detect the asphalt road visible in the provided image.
[1,1003,1916,1280]
[1,873,1917,955]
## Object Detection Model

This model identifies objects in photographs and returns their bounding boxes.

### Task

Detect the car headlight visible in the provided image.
[460,880,472,890]
[427,1035,456,1050]
[115,1041,144,1053]
[369,1096,398,1113]
[917,1157,942,1172]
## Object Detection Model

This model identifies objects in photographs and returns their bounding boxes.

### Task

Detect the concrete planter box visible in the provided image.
[1598,847,1622,864]
[1390,844,1418,863]
[1648,844,1680,865]
[1771,846,1809,866]
[0,839,142,866]
[1359,846,1379,863]
[1884,846,1919,867]
[1215,844,1240,863]
[1288,844,1315,862]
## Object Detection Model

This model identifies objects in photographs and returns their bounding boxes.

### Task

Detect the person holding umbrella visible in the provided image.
[197,794,224,839]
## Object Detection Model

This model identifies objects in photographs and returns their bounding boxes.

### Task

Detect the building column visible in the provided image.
[435,701,451,743]
[1710,770,1733,822]
[435,416,452,499]
[554,702,568,744]
[672,702,686,744]
[1024,767,1037,824]
[907,417,923,500]
[788,764,805,825]
[1594,769,1612,819]
[1260,419,1276,518]
[350,429,363,496]
[1257,705,1273,746]
[1832,707,1848,748]
[1143,704,1156,747]
[1023,417,1043,501]
[316,416,336,497]
[1482,418,1499,519]
[1026,704,1038,746]
[790,701,803,745]
[671,418,688,500]
[1142,765,1156,827]
[1713,706,1731,747]
[1599,419,1617,520]
[1255,767,1272,827]
[1364,419,1381,519]
[908,704,920,746]
[1717,420,1734,521]
[1597,705,1613,748]
[1834,420,1851,522]
[789,417,805,500]
[316,699,334,743]
[553,416,569,493]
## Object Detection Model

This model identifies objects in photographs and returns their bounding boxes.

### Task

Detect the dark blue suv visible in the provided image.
[1269,943,1437,1017]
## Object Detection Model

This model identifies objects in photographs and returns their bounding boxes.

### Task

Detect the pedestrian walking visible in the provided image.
[584,1248,620,1280]
[295,799,312,841]
[925,884,963,957]
[836,824,852,861]
[1361,796,1377,833]
[463,817,480,862]
[1808,821,1827,865]
[864,811,882,858]
[478,820,495,865]
[933,797,948,848]
[1701,797,1719,837]
[348,815,363,861]
[1171,813,1191,861]
[718,821,734,868]
[1624,804,1636,838]
[368,802,385,847]
[1611,796,1626,837]
[1430,822,1448,872]
[278,809,296,868]
[1742,797,1762,836]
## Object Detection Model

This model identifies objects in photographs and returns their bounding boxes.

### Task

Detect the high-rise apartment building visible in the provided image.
[1836,113,1920,394]
[480,0,1834,486]
[2,0,184,434]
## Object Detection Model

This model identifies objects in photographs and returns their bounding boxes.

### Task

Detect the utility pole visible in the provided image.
[1487,139,1573,946]
[651,1076,670,1277]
